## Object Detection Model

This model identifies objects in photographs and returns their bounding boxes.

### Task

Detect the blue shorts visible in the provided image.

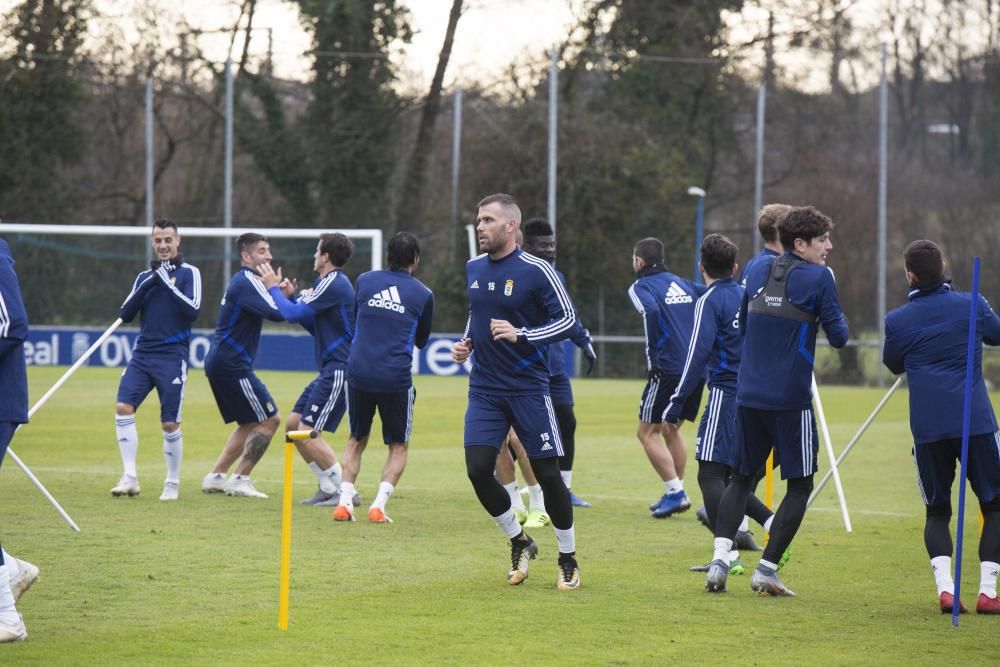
[695,387,740,467]
[913,432,1000,507]
[206,371,278,425]
[464,391,563,459]
[549,373,574,407]
[116,353,188,423]
[349,386,416,444]
[292,368,348,434]
[640,372,703,424]
[736,406,817,480]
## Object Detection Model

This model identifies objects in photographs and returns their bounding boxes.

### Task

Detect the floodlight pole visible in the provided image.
[754,82,766,253]
[877,43,888,387]
[224,59,234,290]
[450,84,463,263]
[547,46,558,237]
[145,78,154,266]
[688,187,706,284]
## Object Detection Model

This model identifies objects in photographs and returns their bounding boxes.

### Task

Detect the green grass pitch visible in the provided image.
[1,368,996,664]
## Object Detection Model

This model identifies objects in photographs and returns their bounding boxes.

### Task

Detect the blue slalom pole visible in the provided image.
[952,256,981,627]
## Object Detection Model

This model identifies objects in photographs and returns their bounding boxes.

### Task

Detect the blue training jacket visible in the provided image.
[883,282,1000,444]
[348,268,434,393]
[205,267,285,376]
[665,277,744,423]
[628,265,706,376]
[738,252,849,410]
[268,269,356,370]
[464,247,579,394]
[0,239,28,424]
[119,260,202,355]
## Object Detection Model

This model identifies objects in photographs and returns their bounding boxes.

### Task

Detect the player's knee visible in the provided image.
[555,405,576,433]
[264,412,282,433]
[787,475,813,496]
[115,402,135,416]
[161,421,180,433]
[926,503,952,519]
[285,413,300,433]
[531,458,562,488]
[465,447,495,483]
[980,497,1000,516]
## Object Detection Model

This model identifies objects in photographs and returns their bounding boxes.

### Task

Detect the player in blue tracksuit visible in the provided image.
[451,193,582,590]
[706,206,849,597]
[202,233,288,499]
[329,232,434,524]
[260,233,357,509]
[111,219,202,501]
[883,240,1000,614]
[0,238,35,642]
[665,234,775,572]
[628,238,706,519]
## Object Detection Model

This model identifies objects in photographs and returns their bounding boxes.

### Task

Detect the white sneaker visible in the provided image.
[159,481,180,501]
[10,559,39,602]
[0,614,27,643]
[111,475,140,497]
[223,477,268,499]
[201,473,227,493]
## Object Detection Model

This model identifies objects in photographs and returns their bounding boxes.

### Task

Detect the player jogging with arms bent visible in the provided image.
[453,193,583,590]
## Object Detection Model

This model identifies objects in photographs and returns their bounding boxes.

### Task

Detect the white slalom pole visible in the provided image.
[809,376,902,507]
[3,449,80,532]
[811,374,852,532]
[7,317,123,532]
[26,318,124,420]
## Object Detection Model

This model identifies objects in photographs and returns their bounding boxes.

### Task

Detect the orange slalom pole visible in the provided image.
[279,429,317,631]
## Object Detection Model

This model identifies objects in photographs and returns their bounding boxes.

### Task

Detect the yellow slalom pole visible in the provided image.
[764,450,774,544]
[278,429,317,631]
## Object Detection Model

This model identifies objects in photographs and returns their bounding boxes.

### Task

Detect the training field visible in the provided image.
[1,368,996,665]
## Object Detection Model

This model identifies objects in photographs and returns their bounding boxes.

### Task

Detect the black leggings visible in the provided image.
[698,461,775,532]
[717,473,813,564]
[465,445,574,530]
[925,498,1000,562]
[555,404,577,471]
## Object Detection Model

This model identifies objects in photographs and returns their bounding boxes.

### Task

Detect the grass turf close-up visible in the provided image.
[1,368,996,665]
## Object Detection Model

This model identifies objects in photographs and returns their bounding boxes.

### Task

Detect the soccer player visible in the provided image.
[332,231,434,523]
[452,193,582,590]
[201,233,288,499]
[705,206,848,596]
[628,237,705,518]
[259,233,356,508]
[739,203,791,287]
[0,237,39,642]
[665,234,775,575]
[111,219,202,501]
[883,240,1000,614]
[521,218,597,508]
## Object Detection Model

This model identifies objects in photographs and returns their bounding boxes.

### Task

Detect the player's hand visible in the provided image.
[583,342,597,375]
[451,337,473,363]
[279,276,298,298]
[258,262,282,289]
[490,319,518,343]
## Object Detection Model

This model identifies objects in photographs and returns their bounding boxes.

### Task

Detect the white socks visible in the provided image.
[0,566,17,625]
[560,470,573,489]
[372,481,394,511]
[980,561,999,598]
[763,515,774,533]
[115,415,138,478]
[554,525,576,554]
[493,508,523,539]
[504,481,527,513]
[340,482,357,507]
[758,558,778,571]
[665,477,684,494]
[527,484,545,510]
[931,556,954,595]
[713,537,733,563]
[0,550,18,581]
[739,515,750,532]
[163,430,182,483]
[309,462,342,494]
